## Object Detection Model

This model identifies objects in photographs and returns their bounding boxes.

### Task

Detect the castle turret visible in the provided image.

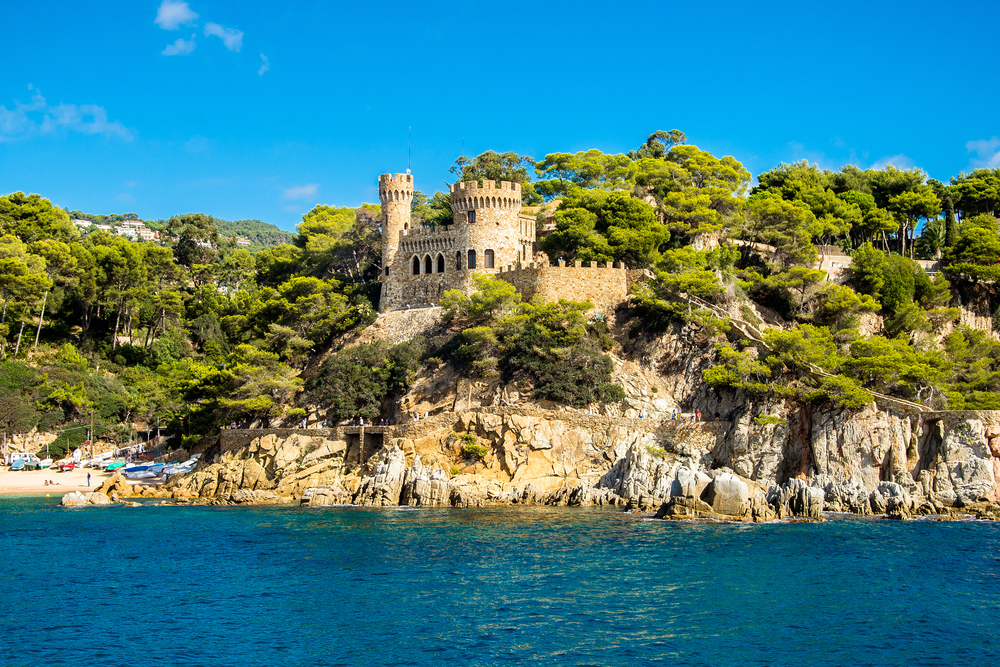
[378,173,413,275]
[449,180,532,271]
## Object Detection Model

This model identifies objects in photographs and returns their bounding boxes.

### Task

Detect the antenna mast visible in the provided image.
[408,127,411,174]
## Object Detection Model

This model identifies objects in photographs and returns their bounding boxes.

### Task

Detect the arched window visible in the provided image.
[404,223,409,230]
[468,249,477,269]
[412,256,420,275]
[468,210,476,224]
[437,254,445,273]
[484,249,494,269]
[456,251,462,270]
[424,255,433,274]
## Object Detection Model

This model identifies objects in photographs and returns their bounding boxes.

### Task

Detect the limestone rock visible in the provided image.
[869,481,912,515]
[229,489,282,504]
[400,456,452,506]
[301,483,354,507]
[924,419,997,507]
[95,472,133,499]
[61,491,111,507]
[823,480,872,514]
[886,496,910,520]
[704,473,749,516]
[449,486,485,507]
[768,479,825,519]
[354,446,408,506]
[655,496,718,520]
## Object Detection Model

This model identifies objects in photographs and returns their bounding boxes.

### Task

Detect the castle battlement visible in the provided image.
[449,179,521,194]
[402,225,455,239]
[496,260,629,274]
[449,180,522,212]
[379,173,413,202]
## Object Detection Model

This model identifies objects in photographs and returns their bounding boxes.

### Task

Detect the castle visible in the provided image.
[377,173,648,312]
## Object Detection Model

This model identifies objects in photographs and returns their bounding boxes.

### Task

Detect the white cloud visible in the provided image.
[258,54,270,76]
[870,154,915,170]
[204,23,243,52]
[282,184,319,200]
[162,36,196,56]
[123,180,137,188]
[282,204,301,213]
[155,1,198,30]
[967,137,1000,169]
[116,192,134,203]
[0,86,131,142]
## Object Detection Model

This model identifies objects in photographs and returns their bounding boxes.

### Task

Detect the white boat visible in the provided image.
[39,458,53,469]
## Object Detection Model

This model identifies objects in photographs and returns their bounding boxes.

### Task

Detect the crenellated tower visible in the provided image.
[378,173,413,275]
[449,180,533,270]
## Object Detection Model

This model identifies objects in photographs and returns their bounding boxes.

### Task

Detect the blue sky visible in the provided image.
[1,0,998,232]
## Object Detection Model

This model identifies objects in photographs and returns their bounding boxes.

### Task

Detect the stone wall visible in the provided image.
[495,260,646,310]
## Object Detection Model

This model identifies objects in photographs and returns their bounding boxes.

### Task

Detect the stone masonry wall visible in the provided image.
[495,260,647,310]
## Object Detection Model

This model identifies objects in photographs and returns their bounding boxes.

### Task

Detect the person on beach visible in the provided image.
[696,410,702,422]
[87,473,91,487]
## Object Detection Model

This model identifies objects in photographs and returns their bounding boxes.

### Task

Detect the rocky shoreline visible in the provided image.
[62,404,1000,523]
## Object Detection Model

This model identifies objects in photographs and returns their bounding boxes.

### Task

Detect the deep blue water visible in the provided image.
[1,497,999,667]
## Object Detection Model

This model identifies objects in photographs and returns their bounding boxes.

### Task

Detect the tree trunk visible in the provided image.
[14,321,25,358]
[126,310,133,346]
[33,290,48,351]
[111,304,122,351]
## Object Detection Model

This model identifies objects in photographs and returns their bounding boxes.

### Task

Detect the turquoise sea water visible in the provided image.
[1,497,999,667]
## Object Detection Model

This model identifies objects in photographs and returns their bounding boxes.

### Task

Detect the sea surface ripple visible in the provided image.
[1,497,999,666]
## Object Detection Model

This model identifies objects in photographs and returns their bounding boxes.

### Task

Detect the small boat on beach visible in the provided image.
[105,462,126,472]
[9,459,25,471]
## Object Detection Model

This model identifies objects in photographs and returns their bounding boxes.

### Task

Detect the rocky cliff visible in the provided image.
[137,400,1000,522]
[87,317,1000,521]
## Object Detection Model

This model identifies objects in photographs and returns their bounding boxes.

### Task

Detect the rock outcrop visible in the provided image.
[61,491,112,507]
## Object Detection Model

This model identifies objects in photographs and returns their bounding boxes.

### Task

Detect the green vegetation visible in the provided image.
[4,135,1000,460]
[440,276,625,408]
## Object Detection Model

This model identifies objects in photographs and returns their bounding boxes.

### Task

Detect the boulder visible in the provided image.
[768,479,825,519]
[886,496,910,521]
[61,491,111,507]
[655,496,717,520]
[703,473,749,516]
[869,481,912,515]
[792,485,825,519]
[823,480,872,514]
[301,483,354,507]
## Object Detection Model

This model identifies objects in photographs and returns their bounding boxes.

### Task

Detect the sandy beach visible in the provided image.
[0,467,115,495]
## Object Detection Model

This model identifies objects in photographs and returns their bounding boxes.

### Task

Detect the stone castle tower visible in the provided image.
[379,174,534,311]
[378,173,413,274]
[378,172,638,314]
